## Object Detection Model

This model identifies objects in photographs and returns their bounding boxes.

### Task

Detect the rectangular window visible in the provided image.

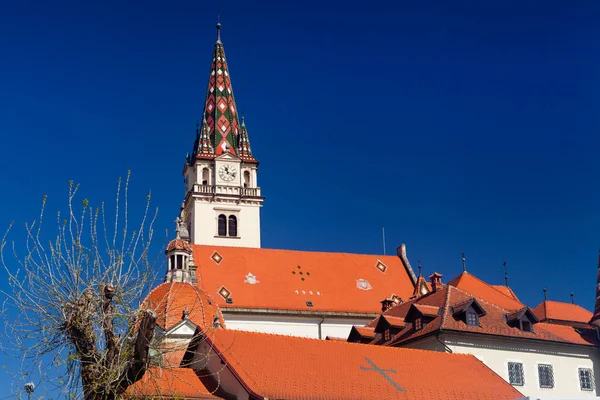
[384,329,390,341]
[508,362,524,386]
[538,364,554,388]
[579,368,594,391]
[466,311,479,326]
[414,318,422,331]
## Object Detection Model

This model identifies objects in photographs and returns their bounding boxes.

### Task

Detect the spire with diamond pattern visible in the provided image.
[196,116,213,155]
[193,21,242,159]
[237,116,255,160]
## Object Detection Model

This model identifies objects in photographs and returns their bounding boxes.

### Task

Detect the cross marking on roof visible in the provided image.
[359,358,405,392]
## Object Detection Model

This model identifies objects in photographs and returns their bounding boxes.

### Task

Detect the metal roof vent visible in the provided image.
[306,301,313,307]
[225,298,233,304]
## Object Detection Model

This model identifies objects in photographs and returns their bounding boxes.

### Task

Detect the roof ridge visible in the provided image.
[490,284,520,302]
[440,286,452,327]
[190,243,399,258]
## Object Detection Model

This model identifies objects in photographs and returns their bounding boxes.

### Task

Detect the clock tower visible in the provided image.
[181,22,264,248]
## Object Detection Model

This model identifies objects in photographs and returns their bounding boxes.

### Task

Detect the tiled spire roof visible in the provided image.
[193,21,242,160]
[196,116,213,156]
[237,116,255,161]
[590,250,600,326]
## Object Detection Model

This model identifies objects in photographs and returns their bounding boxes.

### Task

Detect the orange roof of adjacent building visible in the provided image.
[196,328,523,400]
[532,300,593,324]
[127,367,219,399]
[360,273,600,348]
[492,284,520,302]
[192,244,416,314]
[447,272,524,310]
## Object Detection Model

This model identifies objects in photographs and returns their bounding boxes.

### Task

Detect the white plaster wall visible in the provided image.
[435,333,600,398]
[192,199,261,248]
[222,313,374,339]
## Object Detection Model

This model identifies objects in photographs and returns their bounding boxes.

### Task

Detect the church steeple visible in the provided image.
[193,21,243,160]
[590,250,600,326]
[181,20,264,249]
[238,116,255,159]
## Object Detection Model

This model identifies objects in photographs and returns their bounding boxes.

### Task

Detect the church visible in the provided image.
[163,20,418,341]
[130,22,600,400]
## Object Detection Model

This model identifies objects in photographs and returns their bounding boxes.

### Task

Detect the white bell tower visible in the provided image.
[181,23,264,248]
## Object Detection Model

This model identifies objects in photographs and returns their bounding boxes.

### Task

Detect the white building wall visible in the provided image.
[222,313,374,339]
[192,199,261,248]
[406,332,600,398]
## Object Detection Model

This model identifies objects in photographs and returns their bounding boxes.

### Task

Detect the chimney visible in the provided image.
[429,272,443,292]
[380,298,395,313]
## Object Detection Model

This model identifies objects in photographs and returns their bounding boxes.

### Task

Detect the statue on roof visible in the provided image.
[177,203,190,241]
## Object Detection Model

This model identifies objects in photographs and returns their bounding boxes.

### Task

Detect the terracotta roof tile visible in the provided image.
[192,245,415,314]
[381,281,600,348]
[144,282,224,330]
[492,285,520,302]
[127,367,220,399]
[447,273,523,310]
[354,326,376,338]
[382,315,406,328]
[201,329,523,400]
[166,238,194,252]
[532,300,593,324]
[413,304,440,317]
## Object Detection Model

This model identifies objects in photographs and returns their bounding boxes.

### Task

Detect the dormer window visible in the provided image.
[414,317,422,331]
[505,307,538,332]
[452,298,486,327]
[405,304,439,332]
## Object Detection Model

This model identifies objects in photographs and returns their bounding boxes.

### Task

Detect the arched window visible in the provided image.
[202,168,210,185]
[243,171,250,188]
[218,214,227,236]
[228,215,237,237]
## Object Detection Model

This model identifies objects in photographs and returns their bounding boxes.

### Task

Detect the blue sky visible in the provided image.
[0,0,599,394]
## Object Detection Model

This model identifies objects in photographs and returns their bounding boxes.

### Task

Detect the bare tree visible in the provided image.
[0,173,162,399]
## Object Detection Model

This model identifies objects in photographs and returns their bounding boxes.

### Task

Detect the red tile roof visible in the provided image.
[192,245,416,314]
[166,238,193,252]
[127,367,219,399]
[532,300,593,324]
[492,285,520,302]
[354,326,376,338]
[447,273,523,310]
[412,304,440,317]
[356,272,600,348]
[144,282,224,330]
[200,328,522,400]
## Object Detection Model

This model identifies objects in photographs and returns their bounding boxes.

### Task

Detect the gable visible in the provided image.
[192,245,416,314]
[214,152,240,162]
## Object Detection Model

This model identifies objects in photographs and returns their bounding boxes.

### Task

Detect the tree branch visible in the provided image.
[116,309,157,395]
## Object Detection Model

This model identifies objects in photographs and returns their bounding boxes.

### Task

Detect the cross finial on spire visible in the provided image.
[503,260,508,287]
[216,11,222,44]
[462,252,467,273]
[417,260,422,276]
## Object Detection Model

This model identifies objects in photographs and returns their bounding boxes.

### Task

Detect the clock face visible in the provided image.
[218,164,237,182]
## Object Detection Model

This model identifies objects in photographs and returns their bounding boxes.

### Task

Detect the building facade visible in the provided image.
[348,271,600,398]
